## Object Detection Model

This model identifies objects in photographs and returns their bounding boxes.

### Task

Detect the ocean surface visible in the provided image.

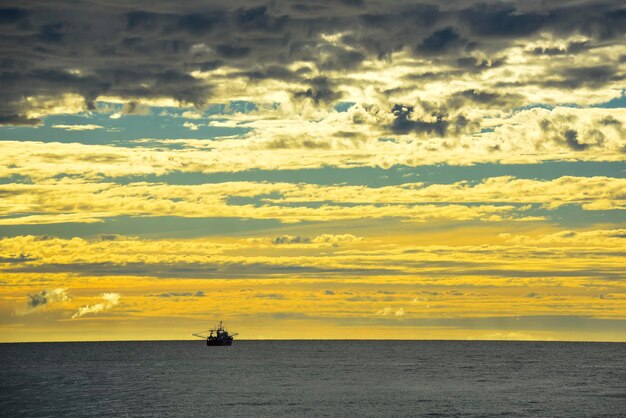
[1,340,625,417]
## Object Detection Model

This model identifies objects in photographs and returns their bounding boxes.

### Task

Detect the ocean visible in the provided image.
[1,340,625,417]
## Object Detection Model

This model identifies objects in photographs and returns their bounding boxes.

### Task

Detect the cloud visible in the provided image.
[377,306,405,317]
[0,0,625,343]
[2,0,625,135]
[292,77,342,105]
[183,122,199,130]
[377,307,392,316]
[388,104,472,137]
[51,124,104,131]
[72,292,120,319]
[0,253,37,263]
[2,230,623,286]
[253,293,287,300]
[416,290,441,297]
[502,229,626,246]
[3,107,625,182]
[150,291,205,298]
[271,234,362,245]
[0,179,529,225]
[22,288,70,312]
[312,234,362,245]
[98,234,125,241]
[272,235,311,244]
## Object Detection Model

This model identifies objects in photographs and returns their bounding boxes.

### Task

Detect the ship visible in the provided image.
[192,321,238,346]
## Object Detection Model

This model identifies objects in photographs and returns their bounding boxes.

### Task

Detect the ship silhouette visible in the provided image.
[192,321,238,346]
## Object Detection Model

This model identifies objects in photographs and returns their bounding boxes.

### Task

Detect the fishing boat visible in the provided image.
[192,321,238,346]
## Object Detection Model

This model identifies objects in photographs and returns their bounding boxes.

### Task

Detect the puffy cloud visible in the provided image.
[313,234,362,245]
[183,122,200,130]
[22,288,70,312]
[72,293,121,319]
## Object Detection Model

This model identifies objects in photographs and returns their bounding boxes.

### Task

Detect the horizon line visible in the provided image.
[2,338,625,344]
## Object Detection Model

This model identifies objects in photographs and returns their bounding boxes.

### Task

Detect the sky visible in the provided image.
[0,0,625,342]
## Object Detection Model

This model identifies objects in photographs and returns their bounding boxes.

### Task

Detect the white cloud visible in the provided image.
[72,292,121,319]
[181,111,203,119]
[51,124,104,131]
[183,122,199,131]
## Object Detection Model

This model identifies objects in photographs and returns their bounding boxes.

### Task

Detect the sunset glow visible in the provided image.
[1,0,625,342]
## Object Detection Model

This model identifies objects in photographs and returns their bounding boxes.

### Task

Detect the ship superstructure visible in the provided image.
[192,321,238,346]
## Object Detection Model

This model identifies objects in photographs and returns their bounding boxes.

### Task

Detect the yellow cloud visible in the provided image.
[0,176,622,226]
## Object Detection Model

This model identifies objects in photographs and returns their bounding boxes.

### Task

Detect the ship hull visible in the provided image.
[206,338,233,346]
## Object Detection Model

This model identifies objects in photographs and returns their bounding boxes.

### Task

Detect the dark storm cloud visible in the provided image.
[528,40,590,56]
[293,77,343,104]
[446,89,524,110]
[542,65,625,89]
[1,0,626,124]
[415,27,466,55]
[389,104,475,137]
[235,65,299,82]
[459,6,547,38]
[455,56,506,71]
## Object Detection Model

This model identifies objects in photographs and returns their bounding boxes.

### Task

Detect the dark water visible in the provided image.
[1,341,625,417]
